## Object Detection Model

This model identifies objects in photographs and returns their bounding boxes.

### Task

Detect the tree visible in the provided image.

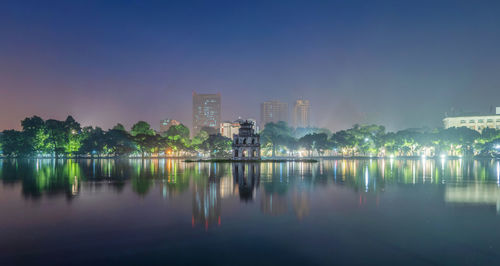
[45,119,67,157]
[112,123,126,132]
[201,134,232,157]
[79,127,106,157]
[200,126,217,135]
[299,133,330,156]
[21,116,47,155]
[104,128,135,156]
[165,124,190,154]
[0,130,31,157]
[260,121,293,157]
[191,130,209,151]
[130,121,155,136]
[330,130,356,156]
[133,133,162,158]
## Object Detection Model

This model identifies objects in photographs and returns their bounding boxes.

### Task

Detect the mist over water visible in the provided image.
[1,158,500,265]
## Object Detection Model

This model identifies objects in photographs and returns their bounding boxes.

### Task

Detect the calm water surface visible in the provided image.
[1,158,500,265]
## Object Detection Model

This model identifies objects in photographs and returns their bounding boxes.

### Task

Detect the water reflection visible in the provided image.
[1,158,500,217]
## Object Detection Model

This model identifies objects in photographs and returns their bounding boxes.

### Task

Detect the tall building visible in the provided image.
[160,119,180,133]
[260,100,289,128]
[192,92,221,135]
[443,106,500,132]
[292,99,310,128]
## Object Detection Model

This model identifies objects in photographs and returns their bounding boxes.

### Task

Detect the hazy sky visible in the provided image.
[1,0,500,132]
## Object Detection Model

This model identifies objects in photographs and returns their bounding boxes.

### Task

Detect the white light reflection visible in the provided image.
[497,162,499,186]
[365,166,369,192]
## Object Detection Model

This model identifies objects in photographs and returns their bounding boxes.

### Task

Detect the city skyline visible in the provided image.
[1,1,500,132]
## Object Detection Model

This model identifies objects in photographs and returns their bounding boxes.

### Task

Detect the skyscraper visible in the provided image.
[260,100,289,128]
[192,92,221,135]
[292,99,310,128]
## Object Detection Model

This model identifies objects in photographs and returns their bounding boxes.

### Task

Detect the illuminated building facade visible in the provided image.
[192,92,221,135]
[443,107,500,132]
[220,118,259,139]
[260,100,288,128]
[220,121,241,139]
[292,99,310,128]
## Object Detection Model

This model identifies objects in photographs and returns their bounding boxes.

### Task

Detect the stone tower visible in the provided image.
[232,120,260,160]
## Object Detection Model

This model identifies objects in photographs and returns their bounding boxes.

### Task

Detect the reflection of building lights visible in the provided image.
[421,155,426,160]
[365,166,369,192]
[440,154,446,160]
[497,162,499,186]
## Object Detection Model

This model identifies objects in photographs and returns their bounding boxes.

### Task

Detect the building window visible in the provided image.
[460,120,466,123]
[478,119,484,123]
[487,119,493,123]
[497,119,500,122]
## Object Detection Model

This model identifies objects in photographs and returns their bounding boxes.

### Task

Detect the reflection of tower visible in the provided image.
[233,163,260,201]
[192,177,221,230]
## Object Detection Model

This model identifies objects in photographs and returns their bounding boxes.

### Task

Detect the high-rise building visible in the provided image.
[260,100,288,128]
[292,99,310,128]
[192,92,221,135]
[160,119,181,133]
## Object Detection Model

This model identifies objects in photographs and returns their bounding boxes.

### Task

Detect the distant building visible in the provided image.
[292,99,310,128]
[192,92,221,135]
[232,120,260,160]
[260,100,288,128]
[220,118,259,139]
[160,119,180,133]
[220,121,240,139]
[443,107,500,132]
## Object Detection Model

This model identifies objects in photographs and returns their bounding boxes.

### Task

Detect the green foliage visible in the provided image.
[165,124,190,153]
[299,133,330,156]
[261,121,293,157]
[200,126,217,135]
[130,121,155,136]
[2,115,500,158]
[191,130,209,150]
[0,130,31,156]
[200,134,232,157]
[112,123,126,132]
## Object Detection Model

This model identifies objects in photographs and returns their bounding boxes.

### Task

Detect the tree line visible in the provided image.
[260,121,500,157]
[0,116,231,158]
[1,116,499,158]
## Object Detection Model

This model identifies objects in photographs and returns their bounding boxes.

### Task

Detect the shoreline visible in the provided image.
[0,156,498,161]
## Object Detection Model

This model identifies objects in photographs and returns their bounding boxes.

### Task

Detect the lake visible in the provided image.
[1,158,500,265]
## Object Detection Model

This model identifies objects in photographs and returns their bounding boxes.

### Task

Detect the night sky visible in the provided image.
[1,0,500,132]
